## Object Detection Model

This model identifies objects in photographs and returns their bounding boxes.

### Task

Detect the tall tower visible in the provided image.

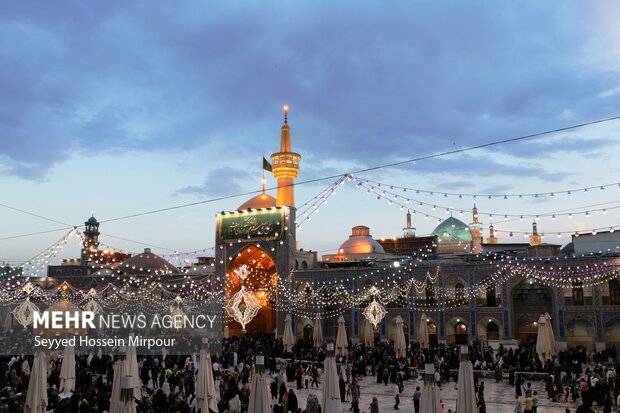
[470,204,482,253]
[82,215,100,263]
[403,210,416,238]
[271,106,301,207]
[529,221,542,246]
[487,224,498,244]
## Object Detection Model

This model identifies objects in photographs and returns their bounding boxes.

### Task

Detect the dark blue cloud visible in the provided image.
[1,0,619,181]
[176,167,253,197]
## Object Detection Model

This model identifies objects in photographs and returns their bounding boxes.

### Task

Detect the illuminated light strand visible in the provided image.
[296,176,347,229]
[353,178,620,222]
[354,176,620,201]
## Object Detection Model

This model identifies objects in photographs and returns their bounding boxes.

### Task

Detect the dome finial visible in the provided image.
[283,104,288,125]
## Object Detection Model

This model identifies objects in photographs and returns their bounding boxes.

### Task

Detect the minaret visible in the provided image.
[470,204,482,253]
[487,224,498,244]
[271,105,301,207]
[82,214,100,263]
[403,210,416,238]
[529,221,542,246]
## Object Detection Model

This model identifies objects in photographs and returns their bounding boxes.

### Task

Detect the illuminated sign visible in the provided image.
[218,209,285,243]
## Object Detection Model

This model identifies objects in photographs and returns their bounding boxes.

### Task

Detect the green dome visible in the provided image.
[87,216,98,224]
[431,217,472,242]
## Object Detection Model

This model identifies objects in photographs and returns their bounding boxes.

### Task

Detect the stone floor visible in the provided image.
[266,375,587,413]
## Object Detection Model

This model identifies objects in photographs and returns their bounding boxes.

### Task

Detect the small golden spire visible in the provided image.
[283,105,288,125]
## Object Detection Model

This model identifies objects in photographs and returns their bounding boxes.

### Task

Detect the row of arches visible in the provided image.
[294,315,620,347]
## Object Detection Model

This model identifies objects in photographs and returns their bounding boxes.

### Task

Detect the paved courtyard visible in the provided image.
[258,374,583,413]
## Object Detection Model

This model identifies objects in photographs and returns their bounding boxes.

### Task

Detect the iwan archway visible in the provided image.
[226,244,278,336]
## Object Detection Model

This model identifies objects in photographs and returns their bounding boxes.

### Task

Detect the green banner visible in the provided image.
[218,209,285,243]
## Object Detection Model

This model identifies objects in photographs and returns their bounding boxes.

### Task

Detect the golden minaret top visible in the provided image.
[271,105,301,207]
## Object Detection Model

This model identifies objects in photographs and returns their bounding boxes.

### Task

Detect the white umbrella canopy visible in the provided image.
[126,341,142,400]
[394,316,407,358]
[322,356,342,413]
[417,313,429,349]
[313,315,324,348]
[456,360,477,413]
[24,352,47,413]
[248,373,270,413]
[544,312,556,357]
[109,357,129,413]
[196,350,218,413]
[335,316,348,356]
[420,384,441,413]
[283,314,295,353]
[59,345,76,394]
[363,319,374,348]
[536,314,554,362]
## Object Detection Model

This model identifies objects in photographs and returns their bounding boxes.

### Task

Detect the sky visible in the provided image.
[2,1,620,266]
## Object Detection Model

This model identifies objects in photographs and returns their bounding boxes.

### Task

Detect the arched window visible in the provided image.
[486,286,497,307]
[455,323,467,333]
[572,281,584,306]
[455,283,465,304]
[295,260,299,270]
[610,279,620,305]
[486,322,499,340]
[302,261,309,270]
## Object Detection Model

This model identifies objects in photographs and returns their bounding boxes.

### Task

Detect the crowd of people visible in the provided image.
[0,331,618,413]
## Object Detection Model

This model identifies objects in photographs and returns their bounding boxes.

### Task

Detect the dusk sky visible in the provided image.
[2,1,620,266]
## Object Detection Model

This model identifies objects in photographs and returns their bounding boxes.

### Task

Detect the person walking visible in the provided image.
[524,393,533,413]
[412,386,421,413]
[370,397,379,413]
[477,396,487,413]
[393,382,400,410]
[514,395,523,413]
[532,391,539,413]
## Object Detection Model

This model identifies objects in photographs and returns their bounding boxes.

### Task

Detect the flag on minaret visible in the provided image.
[262,156,273,172]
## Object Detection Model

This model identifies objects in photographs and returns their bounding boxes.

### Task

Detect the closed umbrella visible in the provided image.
[321,356,341,413]
[59,344,76,394]
[394,316,407,358]
[248,373,270,413]
[536,314,554,362]
[196,350,218,413]
[417,313,429,349]
[283,314,295,353]
[24,352,47,413]
[544,312,556,357]
[335,316,348,356]
[363,319,374,348]
[126,340,142,400]
[313,315,323,348]
[109,357,129,413]
[420,384,441,413]
[456,360,477,413]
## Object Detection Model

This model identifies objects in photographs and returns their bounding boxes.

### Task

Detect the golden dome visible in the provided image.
[237,193,277,211]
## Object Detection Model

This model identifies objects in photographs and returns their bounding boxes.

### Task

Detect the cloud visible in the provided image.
[1,1,620,181]
[176,167,253,197]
